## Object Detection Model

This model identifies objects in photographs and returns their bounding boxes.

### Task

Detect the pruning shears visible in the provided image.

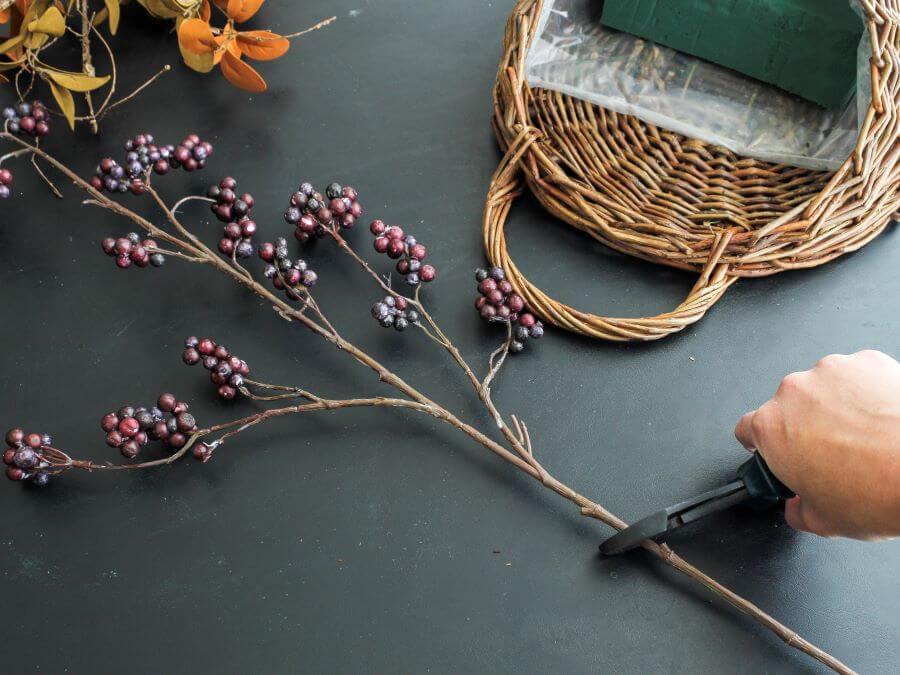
[599,452,795,556]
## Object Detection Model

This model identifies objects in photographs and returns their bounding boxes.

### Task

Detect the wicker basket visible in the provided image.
[483,0,900,342]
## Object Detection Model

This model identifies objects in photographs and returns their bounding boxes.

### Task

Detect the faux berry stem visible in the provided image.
[1,134,854,675]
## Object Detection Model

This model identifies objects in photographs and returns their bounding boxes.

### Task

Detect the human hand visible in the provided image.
[735,350,900,540]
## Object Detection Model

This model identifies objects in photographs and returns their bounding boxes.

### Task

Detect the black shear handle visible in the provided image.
[737,452,795,507]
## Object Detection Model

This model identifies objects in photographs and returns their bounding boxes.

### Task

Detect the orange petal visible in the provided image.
[220,50,267,92]
[227,0,264,23]
[236,30,289,61]
[178,18,217,55]
[199,0,211,22]
[0,9,9,22]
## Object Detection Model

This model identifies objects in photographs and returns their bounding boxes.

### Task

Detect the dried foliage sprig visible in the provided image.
[0,0,333,131]
[0,127,855,675]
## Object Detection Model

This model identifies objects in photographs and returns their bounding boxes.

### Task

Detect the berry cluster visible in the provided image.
[207,177,256,258]
[182,336,250,400]
[474,267,544,353]
[371,294,419,332]
[0,167,11,200]
[2,101,50,138]
[259,237,318,300]
[4,429,53,486]
[285,181,363,242]
[91,133,213,195]
[369,220,436,287]
[102,232,165,269]
[100,393,197,459]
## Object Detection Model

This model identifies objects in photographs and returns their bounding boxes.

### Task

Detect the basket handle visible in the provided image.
[482,130,738,342]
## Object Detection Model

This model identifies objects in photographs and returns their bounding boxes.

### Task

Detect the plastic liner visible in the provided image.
[524,0,870,171]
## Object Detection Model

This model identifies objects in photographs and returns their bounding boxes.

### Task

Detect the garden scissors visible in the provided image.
[600,452,795,555]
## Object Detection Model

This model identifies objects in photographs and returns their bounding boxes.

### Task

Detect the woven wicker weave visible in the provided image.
[484,0,900,341]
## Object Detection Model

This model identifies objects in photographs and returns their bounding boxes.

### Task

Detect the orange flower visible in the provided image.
[177,0,289,92]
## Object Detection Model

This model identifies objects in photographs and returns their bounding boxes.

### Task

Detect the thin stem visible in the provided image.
[281,16,337,40]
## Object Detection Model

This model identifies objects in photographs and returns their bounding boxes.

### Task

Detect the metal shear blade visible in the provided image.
[600,481,749,556]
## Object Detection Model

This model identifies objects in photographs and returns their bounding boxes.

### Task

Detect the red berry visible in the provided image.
[167,433,187,449]
[374,237,389,253]
[120,441,140,459]
[218,238,235,255]
[479,279,497,295]
[6,467,24,481]
[0,168,12,184]
[241,219,257,237]
[475,296,487,310]
[258,242,275,261]
[19,116,35,134]
[519,313,536,328]
[387,226,404,240]
[106,431,123,448]
[5,428,24,447]
[298,214,317,234]
[218,385,237,400]
[114,238,132,255]
[395,296,408,311]
[329,198,347,215]
[192,442,212,461]
[25,433,41,448]
[370,219,386,235]
[152,421,169,440]
[316,208,332,225]
[3,449,16,466]
[101,413,119,432]
[118,417,140,438]
[487,289,504,305]
[198,338,215,355]
[498,281,513,294]
[240,193,254,208]
[409,244,426,260]
[420,265,436,282]
[507,294,525,313]
[91,176,104,191]
[214,204,232,222]
[158,393,177,412]
[213,345,229,359]
[349,202,363,218]
[387,239,405,259]
[480,304,497,320]
[224,222,242,239]
[116,255,132,269]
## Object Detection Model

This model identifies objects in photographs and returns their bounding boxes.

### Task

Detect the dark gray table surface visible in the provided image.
[0,2,897,673]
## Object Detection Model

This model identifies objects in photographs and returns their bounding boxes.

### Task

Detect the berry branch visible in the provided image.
[0,129,855,675]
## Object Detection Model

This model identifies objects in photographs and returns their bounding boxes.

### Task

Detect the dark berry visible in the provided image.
[5,428,24,447]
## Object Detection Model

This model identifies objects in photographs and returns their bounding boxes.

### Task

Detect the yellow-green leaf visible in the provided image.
[46,70,111,92]
[29,6,66,37]
[0,58,25,72]
[48,79,75,130]
[103,0,120,34]
[0,34,26,55]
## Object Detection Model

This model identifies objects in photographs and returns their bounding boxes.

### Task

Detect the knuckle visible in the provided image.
[854,349,889,364]
[816,353,845,369]
[777,371,805,395]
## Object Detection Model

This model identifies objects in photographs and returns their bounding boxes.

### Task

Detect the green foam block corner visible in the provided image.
[601,0,864,109]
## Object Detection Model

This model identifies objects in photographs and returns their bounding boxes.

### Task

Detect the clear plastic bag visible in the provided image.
[525,0,870,171]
